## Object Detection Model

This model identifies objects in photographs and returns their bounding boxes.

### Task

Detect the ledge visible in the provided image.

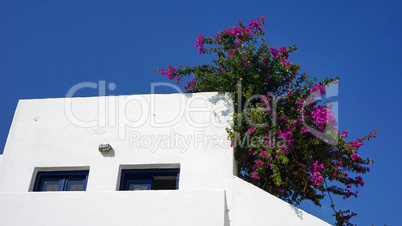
[0,190,226,226]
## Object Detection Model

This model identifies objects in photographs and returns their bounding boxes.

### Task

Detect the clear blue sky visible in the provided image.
[1,0,401,225]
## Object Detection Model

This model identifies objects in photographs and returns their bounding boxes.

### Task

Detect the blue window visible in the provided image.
[119,169,180,191]
[33,170,89,191]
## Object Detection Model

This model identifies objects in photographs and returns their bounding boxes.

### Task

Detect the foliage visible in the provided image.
[156,17,377,225]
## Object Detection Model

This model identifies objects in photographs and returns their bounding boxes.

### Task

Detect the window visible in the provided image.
[33,170,89,192]
[119,168,180,191]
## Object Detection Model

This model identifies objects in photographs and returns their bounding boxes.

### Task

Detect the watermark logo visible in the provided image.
[63,79,339,151]
[129,131,230,153]
[64,81,230,140]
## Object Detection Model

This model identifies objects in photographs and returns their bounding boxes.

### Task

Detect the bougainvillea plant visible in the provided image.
[156,17,378,226]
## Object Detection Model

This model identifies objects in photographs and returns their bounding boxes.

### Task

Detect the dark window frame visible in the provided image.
[119,168,180,191]
[33,170,89,192]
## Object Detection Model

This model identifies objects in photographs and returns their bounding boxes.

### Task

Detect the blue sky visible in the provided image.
[1,0,401,225]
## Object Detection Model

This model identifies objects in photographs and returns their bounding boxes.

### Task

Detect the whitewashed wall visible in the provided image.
[0,190,226,226]
[0,92,235,192]
[0,92,330,226]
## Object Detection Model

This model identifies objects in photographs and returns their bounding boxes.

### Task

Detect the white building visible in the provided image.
[0,92,330,225]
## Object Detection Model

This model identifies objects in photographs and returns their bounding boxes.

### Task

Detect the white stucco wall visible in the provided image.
[0,92,330,225]
[229,177,329,226]
[0,92,234,193]
[0,190,226,226]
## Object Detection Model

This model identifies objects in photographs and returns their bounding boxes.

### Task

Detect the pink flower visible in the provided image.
[270,48,279,58]
[297,99,304,105]
[251,171,259,179]
[312,172,324,187]
[351,152,360,161]
[160,65,178,80]
[183,78,198,92]
[218,66,225,75]
[310,83,326,96]
[194,34,205,55]
[277,189,284,197]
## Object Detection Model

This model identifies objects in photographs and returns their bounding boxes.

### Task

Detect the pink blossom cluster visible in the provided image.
[351,152,361,161]
[183,78,198,92]
[218,66,226,74]
[311,106,328,131]
[310,161,325,187]
[218,17,265,45]
[368,131,377,138]
[347,139,364,150]
[270,47,286,59]
[277,188,285,197]
[297,98,304,105]
[159,65,178,80]
[278,129,293,147]
[224,26,252,44]
[310,83,326,96]
[270,46,294,67]
[247,18,264,31]
[251,171,259,179]
[341,130,349,137]
[277,116,295,147]
[195,17,265,56]
[310,105,337,132]
[252,159,264,170]
[355,176,364,187]
[194,34,205,55]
